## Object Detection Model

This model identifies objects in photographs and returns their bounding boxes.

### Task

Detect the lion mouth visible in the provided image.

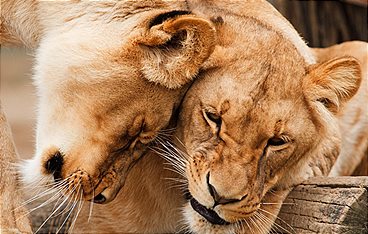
[190,198,229,225]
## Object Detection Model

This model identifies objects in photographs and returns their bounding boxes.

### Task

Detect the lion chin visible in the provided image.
[183,203,236,234]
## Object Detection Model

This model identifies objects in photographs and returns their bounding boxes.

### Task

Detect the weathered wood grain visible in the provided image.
[276,177,368,234]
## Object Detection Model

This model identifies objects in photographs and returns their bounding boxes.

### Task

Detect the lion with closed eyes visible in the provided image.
[1,0,216,232]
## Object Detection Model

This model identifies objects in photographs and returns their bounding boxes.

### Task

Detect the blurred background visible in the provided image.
[1,0,367,161]
[1,47,36,159]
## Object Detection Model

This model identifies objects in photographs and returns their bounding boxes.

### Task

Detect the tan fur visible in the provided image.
[312,41,368,176]
[1,0,215,232]
[1,0,366,233]
[0,105,32,233]
[171,2,366,234]
[0,0,42,48]
[74,3,367,234]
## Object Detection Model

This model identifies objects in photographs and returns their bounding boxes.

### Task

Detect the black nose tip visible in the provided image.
[45,151,64,181]
[93,193,106,204]
[190,198,229,225]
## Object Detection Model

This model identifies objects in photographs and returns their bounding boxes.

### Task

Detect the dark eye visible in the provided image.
[205,111,222,126]
[267,137,286,146]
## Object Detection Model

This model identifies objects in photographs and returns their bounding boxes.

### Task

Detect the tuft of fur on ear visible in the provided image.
[304,56,362,113]
[137,11,216,89]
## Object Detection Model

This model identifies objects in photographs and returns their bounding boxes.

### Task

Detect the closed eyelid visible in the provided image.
[203,106,217,114]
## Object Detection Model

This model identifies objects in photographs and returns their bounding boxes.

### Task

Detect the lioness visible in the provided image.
[1,0,216,209]
[172,1,367,233]
[1,0,216,232]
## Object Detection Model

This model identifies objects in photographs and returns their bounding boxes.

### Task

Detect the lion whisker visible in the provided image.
[161,146,189,168]
[157,132,175,140]
[17,179,69,209]
[163,163,186,177]
[57,191,81,234]
[249,216,262,233]
[159,127,176,133]
[14,180,69,214]
[162,155,186,168]
[33,180,81,233]
[163,140,190,161]
[88,185,94,223]
[51,181,83,218]
[154,151,186,172]
[149,146,187,177]
[14,191,64,224]
[248,215,260,234]
[23,175,70,193]
[68,188,84,233]
[56,192,80,234]
[238,220,247,234]
[257,211,283,234]
[255,211,271,234]
[163,177,187,184]
[257,212,278,234]
[243,218,254,234]
[154,136,189,162]
[258,207,294,234]
[18,175,50,190]
[33,189,73,234]
[164,183,188,193]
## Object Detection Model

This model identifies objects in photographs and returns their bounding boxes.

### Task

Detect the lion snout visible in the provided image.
[44,150,64,182]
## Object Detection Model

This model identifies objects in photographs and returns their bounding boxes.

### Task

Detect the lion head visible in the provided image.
[18,1,216,204]
[172,1,362,233]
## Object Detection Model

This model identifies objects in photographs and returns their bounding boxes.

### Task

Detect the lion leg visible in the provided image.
[0,103,32,233]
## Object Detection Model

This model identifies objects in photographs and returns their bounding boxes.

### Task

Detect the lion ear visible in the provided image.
[136,11,216,89]
[303,56,362,113]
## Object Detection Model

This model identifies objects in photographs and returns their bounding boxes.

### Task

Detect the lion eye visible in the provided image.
[205,111,222,127]
[267,137,286,146]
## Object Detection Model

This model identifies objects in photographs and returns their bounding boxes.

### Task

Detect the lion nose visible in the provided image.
[207,173,247,206]
[45,151,64,182]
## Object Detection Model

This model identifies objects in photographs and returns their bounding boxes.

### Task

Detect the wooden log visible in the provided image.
[276,176,368,234]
